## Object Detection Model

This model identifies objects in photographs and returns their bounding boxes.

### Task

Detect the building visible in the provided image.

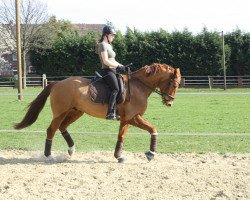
[74,23,105,33]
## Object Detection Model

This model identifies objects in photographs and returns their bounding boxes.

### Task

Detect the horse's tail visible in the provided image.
[14,82,58,130]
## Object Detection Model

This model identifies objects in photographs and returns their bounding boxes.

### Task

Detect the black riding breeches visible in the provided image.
[100,68,119,112]
[100,68,119,92]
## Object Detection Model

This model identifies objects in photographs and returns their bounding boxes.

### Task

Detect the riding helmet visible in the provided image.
[102,25,116,35]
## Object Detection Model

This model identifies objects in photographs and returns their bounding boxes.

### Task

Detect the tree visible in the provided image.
[225,29,250,75]
[112,30,127,65]
[0,0,49,87]
[30,16,79,55]
[29,17,93,76]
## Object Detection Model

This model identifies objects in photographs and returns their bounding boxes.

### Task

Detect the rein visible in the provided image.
[132,77,180,100]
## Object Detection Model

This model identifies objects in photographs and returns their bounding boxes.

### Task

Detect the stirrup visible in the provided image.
[106,113,116,120]
[116,115,120,120]
[115,110,120,120]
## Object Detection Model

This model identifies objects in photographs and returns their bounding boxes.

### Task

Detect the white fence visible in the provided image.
[0,75,250,88]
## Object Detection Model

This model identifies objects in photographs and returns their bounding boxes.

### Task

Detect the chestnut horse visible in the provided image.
[14,63,181,163]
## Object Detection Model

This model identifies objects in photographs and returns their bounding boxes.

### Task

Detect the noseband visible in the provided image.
[154,88,175,100]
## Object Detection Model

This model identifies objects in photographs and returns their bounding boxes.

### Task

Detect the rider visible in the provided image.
[96,25,126,120]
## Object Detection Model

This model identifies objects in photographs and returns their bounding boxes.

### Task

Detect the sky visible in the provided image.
[40,0,250,34]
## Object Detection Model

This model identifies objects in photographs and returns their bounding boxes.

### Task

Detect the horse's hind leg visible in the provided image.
[45,112,68,159]
[59,109,84,156]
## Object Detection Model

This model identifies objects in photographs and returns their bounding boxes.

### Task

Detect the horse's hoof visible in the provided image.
[68,145,75,156]
[46,155,54,162]
[117,156,127,163]
[145,151,155,161]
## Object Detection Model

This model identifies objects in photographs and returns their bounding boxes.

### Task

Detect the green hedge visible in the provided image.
[30,28,250,76]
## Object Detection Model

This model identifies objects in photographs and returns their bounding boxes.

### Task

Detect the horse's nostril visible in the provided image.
[167,103,172,107]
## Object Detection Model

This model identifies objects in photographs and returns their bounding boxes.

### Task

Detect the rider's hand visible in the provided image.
[117,65,127,73]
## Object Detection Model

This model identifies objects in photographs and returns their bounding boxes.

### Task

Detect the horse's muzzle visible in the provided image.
[166,103,172,107]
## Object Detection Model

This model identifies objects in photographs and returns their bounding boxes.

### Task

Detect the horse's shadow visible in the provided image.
[0,155,113,165]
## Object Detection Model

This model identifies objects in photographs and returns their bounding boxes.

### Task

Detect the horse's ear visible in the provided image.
[174,68,181,77]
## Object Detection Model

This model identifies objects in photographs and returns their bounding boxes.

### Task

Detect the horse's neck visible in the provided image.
[131,70,159,96]
[131,69,159,89]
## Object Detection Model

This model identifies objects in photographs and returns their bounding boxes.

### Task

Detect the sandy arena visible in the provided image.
[0,150,249,200]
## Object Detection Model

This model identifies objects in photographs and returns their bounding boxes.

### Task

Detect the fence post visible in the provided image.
[208,76,213,89]
[238,77,243,87]
[42,74,47,88]
[13,74,18,88]
[180,78,185,87]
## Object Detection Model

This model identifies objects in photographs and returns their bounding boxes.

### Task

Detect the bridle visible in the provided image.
[137,78,180,102]
[154,88,175,100]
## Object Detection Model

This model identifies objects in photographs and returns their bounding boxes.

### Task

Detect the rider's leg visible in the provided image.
[107,89,119,119]
[102,68,120,120]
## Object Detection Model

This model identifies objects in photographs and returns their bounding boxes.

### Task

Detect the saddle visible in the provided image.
[88,72,126,105]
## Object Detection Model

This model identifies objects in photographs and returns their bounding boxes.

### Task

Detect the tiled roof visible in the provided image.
[74,23,105,33]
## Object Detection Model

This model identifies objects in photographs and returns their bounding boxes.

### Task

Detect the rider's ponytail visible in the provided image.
[95,34,105,54]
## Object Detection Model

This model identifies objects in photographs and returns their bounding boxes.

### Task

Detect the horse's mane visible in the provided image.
[131,63,175,77]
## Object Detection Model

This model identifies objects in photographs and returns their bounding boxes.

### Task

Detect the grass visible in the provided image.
[0,132,248,154]
[0,87,249,153]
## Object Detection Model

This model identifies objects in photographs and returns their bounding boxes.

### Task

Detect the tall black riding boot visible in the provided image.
[106,90,118,120]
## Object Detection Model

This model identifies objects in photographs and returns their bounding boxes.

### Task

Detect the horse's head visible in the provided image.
[159,65,181,107]
[146,63,181,107]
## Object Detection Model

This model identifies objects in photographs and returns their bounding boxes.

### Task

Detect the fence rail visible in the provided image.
[0,75,250,88]
[181,76,250,88]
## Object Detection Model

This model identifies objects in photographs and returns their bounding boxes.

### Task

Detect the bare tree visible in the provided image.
[0,0,49,87]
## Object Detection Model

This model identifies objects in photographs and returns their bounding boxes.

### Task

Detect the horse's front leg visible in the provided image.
[114,121,129,163]
[128,114,157,161]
